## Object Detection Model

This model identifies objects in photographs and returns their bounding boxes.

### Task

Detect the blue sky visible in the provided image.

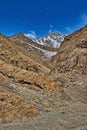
[0,0,87,38]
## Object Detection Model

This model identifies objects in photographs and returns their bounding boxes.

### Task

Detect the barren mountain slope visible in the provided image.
[50,25,87,105]
[0,33,60,123]
[51,25,87,74]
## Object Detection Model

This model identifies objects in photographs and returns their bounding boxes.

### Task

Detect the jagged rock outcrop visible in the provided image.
[0,60,58,91]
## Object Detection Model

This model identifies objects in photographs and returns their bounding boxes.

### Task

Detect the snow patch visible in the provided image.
[26,42,57,57]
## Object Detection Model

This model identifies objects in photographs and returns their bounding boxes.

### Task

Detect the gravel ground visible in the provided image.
[0,101,87,130]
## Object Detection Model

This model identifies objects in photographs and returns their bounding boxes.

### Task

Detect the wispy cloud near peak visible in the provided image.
[24,31,37,39]
[66,27,72,33]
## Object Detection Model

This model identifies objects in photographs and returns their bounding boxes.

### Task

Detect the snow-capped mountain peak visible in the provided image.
[35,32,65,48]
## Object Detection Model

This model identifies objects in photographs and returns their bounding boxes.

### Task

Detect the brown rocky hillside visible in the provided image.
[51,25,87,75]
[50,25,87,105]
[0,33,60,123]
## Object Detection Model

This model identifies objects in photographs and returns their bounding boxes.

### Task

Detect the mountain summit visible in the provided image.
[10,32,59,58]
[35,32,65,48]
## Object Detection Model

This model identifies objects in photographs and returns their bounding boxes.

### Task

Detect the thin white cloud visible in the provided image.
[66,27,72,33]
[81,14,87,25]
[24,31,37,39]
[48,29,52,33]
[65,14,87,34]
[50,24,53,28]
[48,24,54,33]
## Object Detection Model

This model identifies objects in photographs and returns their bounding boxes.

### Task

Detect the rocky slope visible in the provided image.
[51,25,87,75]
[50,25,87,105]
[0,86,39,123]
[0,33,60,123]
[35,32,65,48]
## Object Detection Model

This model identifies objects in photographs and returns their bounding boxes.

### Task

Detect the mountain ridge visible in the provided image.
[51,25,87,75]
[10,32,61,58]
[35,32,65,48]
